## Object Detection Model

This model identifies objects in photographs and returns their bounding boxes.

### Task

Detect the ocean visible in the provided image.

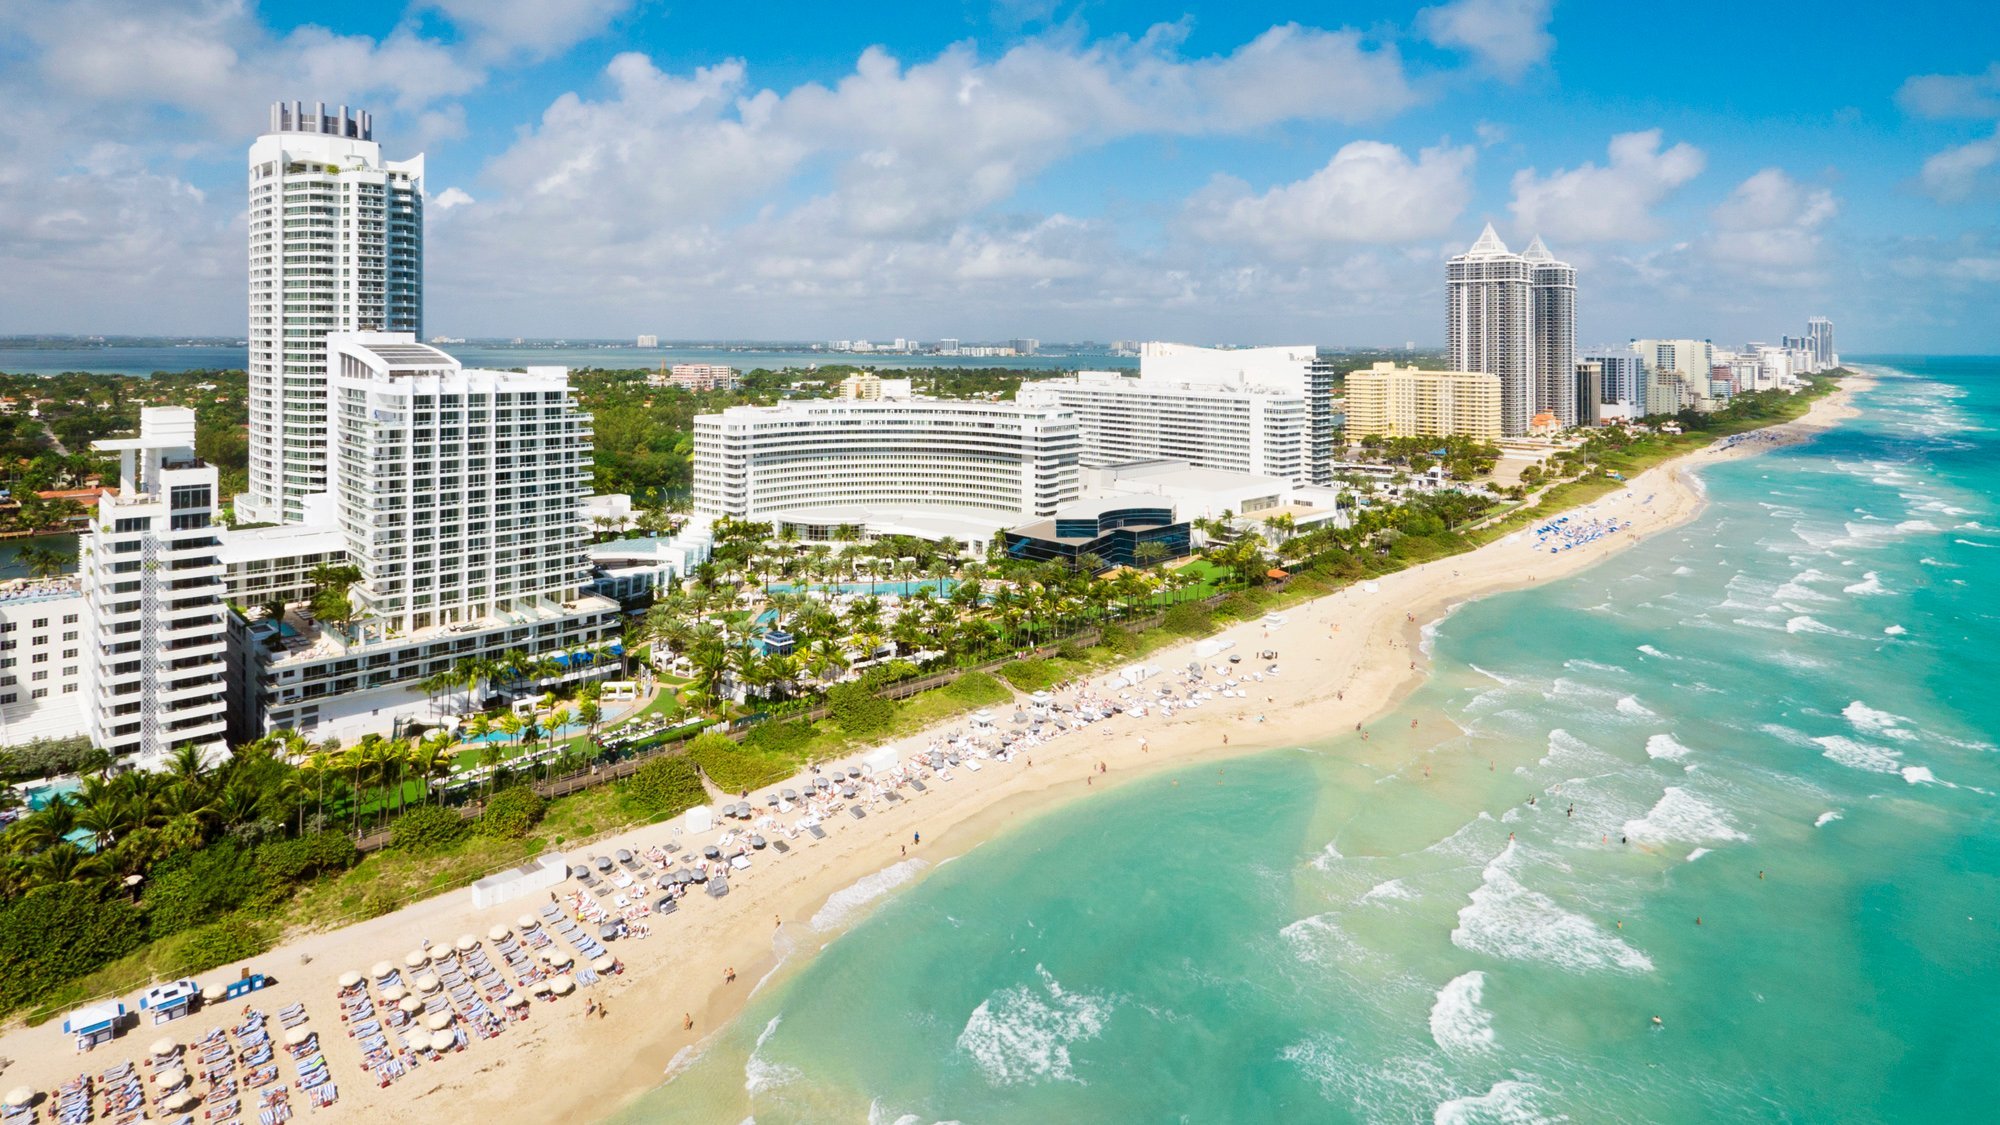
[0,343,1131,378]
[614,357,2000,1123]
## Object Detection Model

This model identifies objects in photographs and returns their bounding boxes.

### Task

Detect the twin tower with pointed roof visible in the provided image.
[1447,223,1577,435]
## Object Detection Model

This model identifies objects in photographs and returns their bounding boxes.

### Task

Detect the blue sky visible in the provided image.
[2,1,1997,351]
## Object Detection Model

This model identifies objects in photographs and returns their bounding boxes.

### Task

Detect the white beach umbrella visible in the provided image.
[167,1090,199,1112]
[405,950,430,969]
[430,1029,457,1052]
[529,980,553,995]
[200,983,228,1003]
[517,914,539,931]
[398,995,424,1014]
[590,955,618,973]
[3,1088,32,1108]
[548,951,574,969]
[381,984,407,1003]
[487,924,512,942]
[154,1068,187,1090]
[149,1035,178,1057]
[454,933,478,952]
[414,972,441,993]
[283,1027,312,1047]
[336,970,362,989]
[503,993,529,1008]
[549,975,575,995]
[424,1011,454,1031]
[371,960,396,979]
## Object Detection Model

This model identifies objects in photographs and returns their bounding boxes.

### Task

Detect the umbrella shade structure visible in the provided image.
[166,1090,200,1112]
[591,955,618,973]
[593,856,613,873]
[781,789,798,801]
[569,865,590,880]
[548,951,574,969]
[517,914,541,931]
[381,984,407,1003]
[283,1027,312,1047]
[150,1035,178,1056]
[371,960,397,979]
[615,849,633,863]
[336,970,362,989]
[154,1068,187,1090]
[431,1030,457,1052]
[702,846,721,860]
[4,1087,33,1108]
[530,980,553,995]
[398,995,424,1015]
[749,835,767,849]
[488,924,512,942]
[597,923,620,941]
[405,950,430,969]
[550,975,575,996]
[201,982,229,1003]
[845,766,861,779]
[413,973,441,994]
[503,993,529,1008]
[455,934,478,952]
[424,1011,454,1031]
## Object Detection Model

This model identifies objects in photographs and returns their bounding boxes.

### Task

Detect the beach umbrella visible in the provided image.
[425,1011,454,1031]
[1012,711,1028,724]
[429,937,452,954]
[615,849,633,863]
[3,1088,32,1108]
[201,982,229,1003]
[530,980,553,995]
[431,1030,457,1052]
[414,972,441,994]
[167,1090,200,1112]
[504,993,529,1008]
[283,1027,312,1047]
[591,955,618,973]
[371,960,396,979]
[549,951,574,969]
[594,856,613,872]
[597,923,619,942]
[488,924,512,942]
[517,914,540,931]
[380,984,406,1003]
[550,975,575,995]
[569,865,590,879]
[781,789,798,801]
[405,950,430,969]
[154,1068,187,1090]
[455,934,478,952]
[846,766,861,779]
[336,970,362,990]
[398,995,423,1014]
[150,1035,177,1057]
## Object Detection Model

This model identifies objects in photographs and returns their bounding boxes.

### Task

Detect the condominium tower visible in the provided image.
[1447,225,1577,434]
[242,102,424,524]
[1806,316,1835,372]
[1343,363,1502,443]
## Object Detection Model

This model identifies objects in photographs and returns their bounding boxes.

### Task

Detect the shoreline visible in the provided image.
[0,375,1868,1123]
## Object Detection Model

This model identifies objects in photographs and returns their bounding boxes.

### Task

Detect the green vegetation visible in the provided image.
[620,755,708,820]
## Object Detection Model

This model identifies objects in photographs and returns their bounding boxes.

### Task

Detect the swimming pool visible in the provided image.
[23,777,81,811]
[453,699,639,747]
[767,579,956,597]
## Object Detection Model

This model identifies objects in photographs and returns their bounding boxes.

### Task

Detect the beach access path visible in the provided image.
[0,375,1868,1124]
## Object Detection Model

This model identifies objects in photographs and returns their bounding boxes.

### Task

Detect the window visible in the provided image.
[30,619,44,629]
[30,688,46,699]
[30,670,46,681]
[61,614,76,624]
[0,694,13,704]
[62,631,75,641]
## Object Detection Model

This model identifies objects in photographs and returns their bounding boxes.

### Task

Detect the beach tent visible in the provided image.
[62,1001,125,1047]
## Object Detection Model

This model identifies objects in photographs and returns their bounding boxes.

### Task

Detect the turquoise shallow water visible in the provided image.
[613,358,2000,1124]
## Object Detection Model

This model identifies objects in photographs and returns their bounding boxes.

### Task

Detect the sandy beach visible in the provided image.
[0,375,1867,1124]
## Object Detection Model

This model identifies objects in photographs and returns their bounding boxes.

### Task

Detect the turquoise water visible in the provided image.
[767,579,956,597]
[614,359,2000,1123]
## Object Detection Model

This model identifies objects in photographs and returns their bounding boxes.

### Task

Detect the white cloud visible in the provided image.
[1897,64,2000,119]
[1508,129,1704,241]
[1705,168,1837,282]
[1184,141,1476,253]
[423,0,633,62]
[1418,0,1555,79]
[432,187,476,210]
[1917,126,2000,203]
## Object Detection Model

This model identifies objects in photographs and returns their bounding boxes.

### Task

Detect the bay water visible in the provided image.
[614,358,2000,1123]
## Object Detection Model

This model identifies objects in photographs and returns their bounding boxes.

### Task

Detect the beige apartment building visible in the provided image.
[1344,362,1503,442]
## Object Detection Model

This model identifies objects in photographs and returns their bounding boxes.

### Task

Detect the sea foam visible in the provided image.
[1615,695,1655,718]
[1815,810,1842,828]
[1450,843,1654,974]
[810,859,928,932]
[1843,701,1917,742]
[1645,734,1693,761]
[1843,571,1889,596]
[1814,735,1903,774]
[1622,787,1748,846]
[1433,1080,1555,1125]
[956,965,1112,1086]
[1428,971,1495,1055]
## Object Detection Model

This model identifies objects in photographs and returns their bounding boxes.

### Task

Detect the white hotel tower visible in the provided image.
[242,102,423,524]
[1448,224,1577,434]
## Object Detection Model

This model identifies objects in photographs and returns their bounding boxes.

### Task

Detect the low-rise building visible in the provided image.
[1343,362,1503,441]
[0,580,89,746]
[1004,497,1191,573]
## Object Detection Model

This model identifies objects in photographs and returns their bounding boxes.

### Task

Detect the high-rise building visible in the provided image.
[1448,224,1533,435]
[81,408,229,768]
[242,102,424,524]
[1574,360,1604,427]
[1448,225,1579,434]
[1630,339,1716,405]
[1343,363,1502,442]
[1524,237,1578,427]
[1019,368,1312,484]
[1806,317,1835,372]
[1585,351,1649,416]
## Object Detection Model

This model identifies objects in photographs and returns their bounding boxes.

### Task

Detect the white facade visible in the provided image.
[1449,225,1578,434]
[81,409,229,768]
[0,583,89,746]
[692,399,1082,524]
[1017,370,1312,484]
[1135,343,1339,481]
[220,519,347,609]
[242,102,423,524]
[1631,339,1717,406]
[1523,237,1578,427]
[1807,317,1835,371]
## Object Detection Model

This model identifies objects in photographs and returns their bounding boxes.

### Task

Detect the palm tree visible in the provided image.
[27,842,104,890]
[578,698,602,733]
[15,541,68,579]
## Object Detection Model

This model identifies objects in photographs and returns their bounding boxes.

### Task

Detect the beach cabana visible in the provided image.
[62,1001,125,1048]
[139,979,199,1025]
[684,806,714,833]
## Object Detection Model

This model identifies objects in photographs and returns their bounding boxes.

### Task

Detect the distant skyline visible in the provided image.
[1,1,1996,350]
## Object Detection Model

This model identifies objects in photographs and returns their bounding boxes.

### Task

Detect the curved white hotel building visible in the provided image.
[692,399,1081,539]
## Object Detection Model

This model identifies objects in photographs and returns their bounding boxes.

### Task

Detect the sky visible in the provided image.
[1,1,1996,352]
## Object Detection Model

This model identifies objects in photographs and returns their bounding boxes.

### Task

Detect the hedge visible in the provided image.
[389,805,470,854]
[479,786,547,839]
[0,883,145,1015]
[621,755,706,820]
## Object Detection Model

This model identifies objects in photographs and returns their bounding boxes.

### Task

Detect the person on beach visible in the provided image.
[683,1013,693,1031]
[725,967,737,983]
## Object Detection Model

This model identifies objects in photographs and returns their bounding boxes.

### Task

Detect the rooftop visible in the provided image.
[250,592,620,667]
